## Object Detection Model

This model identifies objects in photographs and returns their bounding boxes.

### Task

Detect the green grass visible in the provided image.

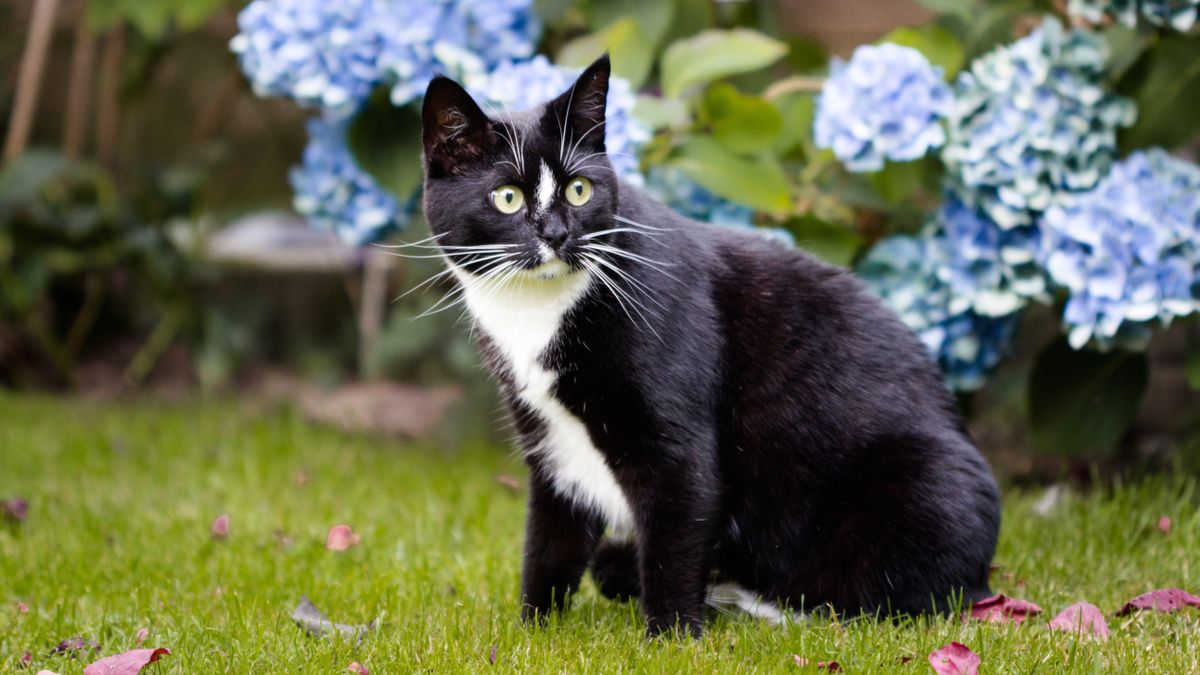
[1,393,1199,674]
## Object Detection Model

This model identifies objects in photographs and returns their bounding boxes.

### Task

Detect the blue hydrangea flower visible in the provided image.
[858,234,1020,391]
[290,115,413,246]
[380,0,540,106]
[471,56,650,185]
[231,0,388,118]
[1068,0,1200,31]
[814,43,952,172]
[1039,149,1200,350]
[942,18,1136,230]
[643,167,795,245]
[932,195,1046,317]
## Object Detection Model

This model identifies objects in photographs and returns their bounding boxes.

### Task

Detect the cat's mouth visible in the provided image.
[523,242,577,280]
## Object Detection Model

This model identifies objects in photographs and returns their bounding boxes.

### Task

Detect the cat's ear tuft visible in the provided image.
[422,76,493,178]
[553,54,610,150]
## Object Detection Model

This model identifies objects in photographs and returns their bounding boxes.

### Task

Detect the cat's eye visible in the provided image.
[564,177,593,206]
[490,185,525,214]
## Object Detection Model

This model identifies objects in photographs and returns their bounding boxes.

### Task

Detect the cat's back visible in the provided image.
[686,219,960,437]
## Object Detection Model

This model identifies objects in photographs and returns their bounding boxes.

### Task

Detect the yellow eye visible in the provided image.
[564,177,592,206]
[490,185,525,214]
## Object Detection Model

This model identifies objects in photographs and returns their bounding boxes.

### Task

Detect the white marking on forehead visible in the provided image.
[535,160,556,216]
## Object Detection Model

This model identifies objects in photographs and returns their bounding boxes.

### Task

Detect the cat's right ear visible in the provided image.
[422,77,493,178]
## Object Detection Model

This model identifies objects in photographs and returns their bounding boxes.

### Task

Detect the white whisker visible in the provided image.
[612,214,676,233]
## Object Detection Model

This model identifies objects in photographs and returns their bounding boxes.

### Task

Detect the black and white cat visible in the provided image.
[418,55,1000,637]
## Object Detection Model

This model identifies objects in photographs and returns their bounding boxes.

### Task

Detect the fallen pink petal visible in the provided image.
[1049,602,1109,638]
[17,601,29,614]
[1158,516,1171,535]
[135,628,149,645]
[50,637,100,659]
[489,646,497,665]
[1116,588,1200,616]
[211,513,230,539]
[968,594,1043,624]
[83,647,170,675]
[21,651,32,666]
[325,524,361,551]
[36,671,61,675]
[792,656,841,670]
[928,642,980,675]
[346,662,369,674]
[2,497,28,525]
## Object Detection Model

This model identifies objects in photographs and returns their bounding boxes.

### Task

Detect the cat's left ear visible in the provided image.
[422,76,494,178]
[549,54,610,151]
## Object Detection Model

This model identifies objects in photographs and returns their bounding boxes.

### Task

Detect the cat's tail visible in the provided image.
[590,538,640,601]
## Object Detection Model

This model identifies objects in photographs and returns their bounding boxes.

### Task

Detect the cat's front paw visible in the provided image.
[519,602,551,626]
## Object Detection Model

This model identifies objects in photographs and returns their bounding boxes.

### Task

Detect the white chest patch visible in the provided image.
[450,262,635,534]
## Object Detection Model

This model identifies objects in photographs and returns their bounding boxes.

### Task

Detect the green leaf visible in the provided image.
[633,95,689,131]
[701,84,783,154]
[584,0,675,45]
[1121,35,1200,150]
[558,18,654,88]
[880,24,965,79]
[661,29,787,98]
[1187,340,1200,391]
[784,214,862,267]
[1029,340,1148,458]
[174,0,229,31]
[347,92,424,201]
[773,93,815,155]
[669,137,791,213]
[867,159,929,204]
[783,35,827,73]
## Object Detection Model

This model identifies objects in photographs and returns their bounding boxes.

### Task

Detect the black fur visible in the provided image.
[421,55,1001,638]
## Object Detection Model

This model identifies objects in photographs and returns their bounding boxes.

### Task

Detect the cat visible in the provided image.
[418,54,1001,638]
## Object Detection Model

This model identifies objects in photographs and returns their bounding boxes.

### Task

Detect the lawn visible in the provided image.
[1,393,1199,674]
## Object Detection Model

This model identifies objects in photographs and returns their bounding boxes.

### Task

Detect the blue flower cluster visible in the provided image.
[472,56,650,184]
[380,0,540,106]
[1068,0,1200,31]
[231,0,387,119]
[289,116,411,247]
[233,0,542,247]
[1039,149,1200,350]
[232,0,539,117]
[858,235,1020,391]
[814,43,952,172]
[942,17,1136,230]
[933,196,1046,317]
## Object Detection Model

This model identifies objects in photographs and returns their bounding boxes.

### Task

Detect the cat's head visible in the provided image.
[421,55,617,280]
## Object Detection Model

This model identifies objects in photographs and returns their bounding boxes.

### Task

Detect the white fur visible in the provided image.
[535,160,557,217]
[706,583,806,626]
[450,262,635,534]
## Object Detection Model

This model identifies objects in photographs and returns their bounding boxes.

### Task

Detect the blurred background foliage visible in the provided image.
[2,0,1199,478]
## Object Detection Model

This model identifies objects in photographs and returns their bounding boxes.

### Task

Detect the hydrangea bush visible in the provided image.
[1068,0,1200,31]
[813,44,952,172]
[942,17,1136,230]
[858,235,1019,390]
[231,0,388,119]
[290,116,411,246]
[1040,149,1200,350]
[379,0,540,106]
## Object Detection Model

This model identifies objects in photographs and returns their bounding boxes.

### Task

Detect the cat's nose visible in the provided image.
[540,223,568,250]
